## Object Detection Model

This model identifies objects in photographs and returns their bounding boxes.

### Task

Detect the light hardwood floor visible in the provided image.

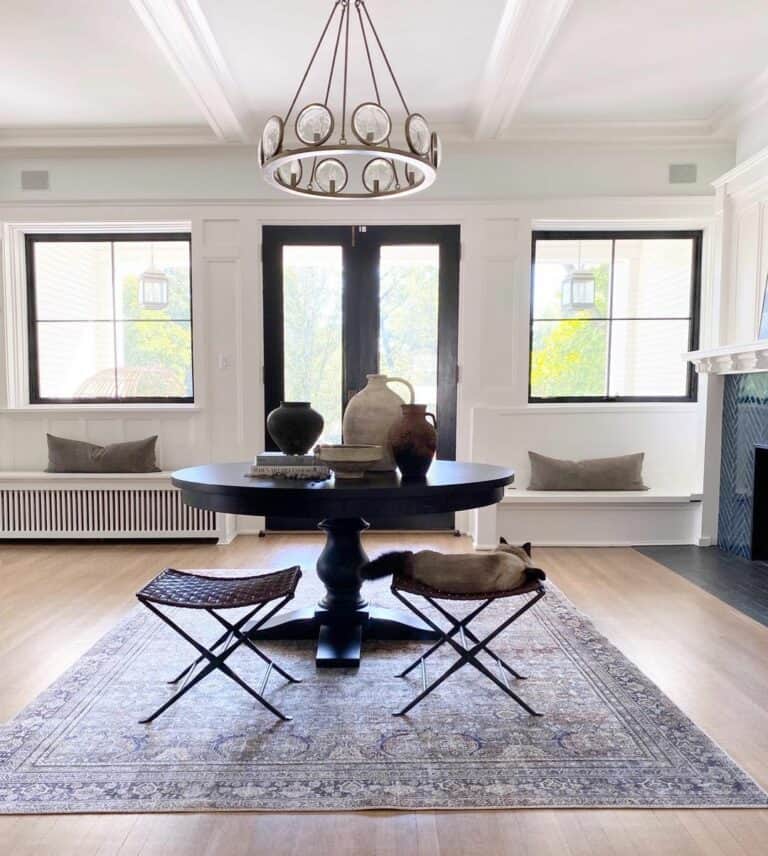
[1,534,767,856]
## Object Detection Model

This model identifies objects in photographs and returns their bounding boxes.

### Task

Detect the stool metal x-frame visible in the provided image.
[390,578,546,717]
[136,567,302,724]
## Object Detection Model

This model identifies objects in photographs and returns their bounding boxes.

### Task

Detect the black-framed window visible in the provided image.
[26,233,193,404]
[529,230,702,402]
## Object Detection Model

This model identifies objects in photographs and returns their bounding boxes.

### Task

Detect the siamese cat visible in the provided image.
[360,537,546,594]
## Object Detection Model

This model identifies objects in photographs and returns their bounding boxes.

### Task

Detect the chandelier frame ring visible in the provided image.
[263,145,436,199]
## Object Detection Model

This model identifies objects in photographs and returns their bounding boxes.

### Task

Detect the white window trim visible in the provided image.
[2,220,195,411]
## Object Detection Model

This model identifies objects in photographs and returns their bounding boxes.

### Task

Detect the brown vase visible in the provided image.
[388,404,437,479]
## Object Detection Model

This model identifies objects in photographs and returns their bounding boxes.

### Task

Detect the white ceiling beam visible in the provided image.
[471,0,575,140]
[129,0,251,143]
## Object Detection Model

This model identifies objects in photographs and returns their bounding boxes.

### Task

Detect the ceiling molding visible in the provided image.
[0,125,217,148]
[496,119,732,147]
[710,65,768,135]
[128,0,251,143]
[471,0,575,140]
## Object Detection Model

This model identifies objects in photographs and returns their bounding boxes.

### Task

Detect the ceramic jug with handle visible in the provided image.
[389,404,438,479]
[342,374,415,471]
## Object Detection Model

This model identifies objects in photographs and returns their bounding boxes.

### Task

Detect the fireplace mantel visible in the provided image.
[686,342,768,375]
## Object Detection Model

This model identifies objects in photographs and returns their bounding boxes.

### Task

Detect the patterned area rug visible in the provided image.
[0,572,765,813]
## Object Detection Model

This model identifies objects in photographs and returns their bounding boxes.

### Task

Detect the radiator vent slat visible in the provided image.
[0,489,217,537]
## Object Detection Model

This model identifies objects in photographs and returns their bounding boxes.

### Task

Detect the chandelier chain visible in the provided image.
[285,0,342,122]
[340,0,351,144]
[355,1,381,106]
[358,0,410,115]
[324,1,347,106]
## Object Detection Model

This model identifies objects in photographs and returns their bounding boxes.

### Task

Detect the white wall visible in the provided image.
[0,143,722,539]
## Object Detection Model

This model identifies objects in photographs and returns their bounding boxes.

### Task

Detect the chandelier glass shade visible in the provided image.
[259,0,440,200]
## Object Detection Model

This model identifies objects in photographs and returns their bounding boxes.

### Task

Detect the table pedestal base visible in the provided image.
[251,604,438,667]
[247,516,438,667]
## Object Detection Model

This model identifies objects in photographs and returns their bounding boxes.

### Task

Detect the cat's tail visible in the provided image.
[525,567,547,582]
[360,551,413,580]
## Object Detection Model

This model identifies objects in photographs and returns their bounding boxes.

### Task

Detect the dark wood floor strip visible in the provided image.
[635,545,768,627]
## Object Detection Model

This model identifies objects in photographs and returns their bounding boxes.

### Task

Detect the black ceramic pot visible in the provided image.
[266,401,324,455]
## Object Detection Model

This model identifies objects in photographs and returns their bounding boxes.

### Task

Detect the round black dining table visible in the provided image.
[172,460,515,667]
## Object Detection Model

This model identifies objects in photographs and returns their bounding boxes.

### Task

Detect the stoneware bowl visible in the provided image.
[316,444,383,479]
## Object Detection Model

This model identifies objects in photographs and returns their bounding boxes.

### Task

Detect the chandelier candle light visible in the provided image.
[259,0,440,200]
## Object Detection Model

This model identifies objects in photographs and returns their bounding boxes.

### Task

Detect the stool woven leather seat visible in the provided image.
[137,566,302,724]
[138,567,302,610]
[390,562,546,717]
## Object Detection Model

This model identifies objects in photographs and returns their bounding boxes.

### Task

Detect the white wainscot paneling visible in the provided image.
[471,405,702,490]
[0,411,206,471]
[203,218,241,250]
[206,258,246,459]
[482,217,519,252]
[730,201,763,342]
[85,419,126,446]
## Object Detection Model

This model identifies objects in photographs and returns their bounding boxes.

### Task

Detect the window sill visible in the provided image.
[473,402,700,415]
[0,404,201,415]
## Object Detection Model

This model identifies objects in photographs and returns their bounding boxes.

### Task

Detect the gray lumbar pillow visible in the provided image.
[528,450,648,491]
[46,434,160,473]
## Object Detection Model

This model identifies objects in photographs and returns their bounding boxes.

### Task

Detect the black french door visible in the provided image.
[262,224,460,530]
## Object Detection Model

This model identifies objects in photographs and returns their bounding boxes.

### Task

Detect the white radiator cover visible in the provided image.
[0,486,218,539]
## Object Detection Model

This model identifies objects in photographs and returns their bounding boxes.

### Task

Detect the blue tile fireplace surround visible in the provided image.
[719,372,768,558]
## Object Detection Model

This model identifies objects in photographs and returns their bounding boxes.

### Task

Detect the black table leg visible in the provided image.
[248,516,438,667]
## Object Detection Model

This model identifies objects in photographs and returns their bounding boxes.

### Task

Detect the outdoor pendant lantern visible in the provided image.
[260,0,440,200]
[139,244,169,310]
[562,270,596,310]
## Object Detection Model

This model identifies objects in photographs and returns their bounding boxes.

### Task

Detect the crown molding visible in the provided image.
[710,65,768,135]
[128,0,252,143]
[711,141,768,189]
[471,0,575,140]
[0,125,217,148]
[497,119,732,147]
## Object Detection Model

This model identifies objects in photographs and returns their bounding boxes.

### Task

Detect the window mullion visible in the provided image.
[604,239,617,399]
[110,241,119,401]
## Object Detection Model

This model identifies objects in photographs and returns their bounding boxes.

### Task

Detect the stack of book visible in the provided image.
[248,452,330,480]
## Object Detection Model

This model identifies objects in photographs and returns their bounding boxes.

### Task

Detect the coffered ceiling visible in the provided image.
[1,0,766,148]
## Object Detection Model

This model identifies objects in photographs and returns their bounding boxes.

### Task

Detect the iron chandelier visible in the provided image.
[259,0,440,200]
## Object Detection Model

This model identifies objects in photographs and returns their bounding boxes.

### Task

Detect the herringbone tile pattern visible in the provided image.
[718,373,768,557]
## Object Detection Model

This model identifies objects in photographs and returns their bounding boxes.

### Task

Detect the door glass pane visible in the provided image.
[282,246,343,444]
[379,245,439,414]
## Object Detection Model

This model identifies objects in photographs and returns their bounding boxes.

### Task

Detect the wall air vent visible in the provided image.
[20,170,50,190]
[669,163,697,184]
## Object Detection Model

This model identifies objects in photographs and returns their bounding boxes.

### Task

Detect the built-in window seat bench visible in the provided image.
[468,405,706,549]
[0,471,231,544]
[474,487,703,549]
